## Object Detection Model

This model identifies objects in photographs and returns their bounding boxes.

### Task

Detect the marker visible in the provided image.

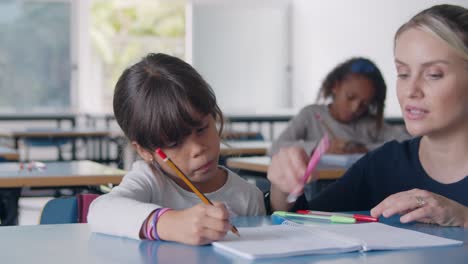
[287,134,330,203]
[296,210,378,222]
[273,211,356,224]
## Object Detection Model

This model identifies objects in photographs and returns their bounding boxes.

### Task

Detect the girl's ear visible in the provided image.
[132,142,154,162]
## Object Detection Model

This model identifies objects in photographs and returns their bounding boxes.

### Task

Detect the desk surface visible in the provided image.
[0,160,124,187]
[0,146,19,161]
[0,216,466,264]
[220,140,271,156]
[226,156,346,180]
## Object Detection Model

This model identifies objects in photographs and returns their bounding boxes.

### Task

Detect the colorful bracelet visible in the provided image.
[146,208,161,240]
[152,208,172,241]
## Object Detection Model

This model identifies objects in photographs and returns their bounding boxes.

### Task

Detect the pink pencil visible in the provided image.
[287,134,330,202]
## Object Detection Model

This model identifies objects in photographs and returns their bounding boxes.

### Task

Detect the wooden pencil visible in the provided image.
[155,148,240,237]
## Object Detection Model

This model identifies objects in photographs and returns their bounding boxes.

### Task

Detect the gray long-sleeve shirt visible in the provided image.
[270,104,410,155]
[88,160,265,240]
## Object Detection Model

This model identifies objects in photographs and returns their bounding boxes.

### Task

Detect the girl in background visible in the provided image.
[271,57,409,155]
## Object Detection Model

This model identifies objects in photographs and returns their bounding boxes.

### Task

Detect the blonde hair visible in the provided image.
[395,4,468,62]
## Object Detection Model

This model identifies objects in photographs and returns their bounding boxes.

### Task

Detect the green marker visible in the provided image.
[273,211,356,224]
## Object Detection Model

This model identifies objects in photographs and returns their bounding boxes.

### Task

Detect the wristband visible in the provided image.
[152,208,172,241]
[146,208,161,240]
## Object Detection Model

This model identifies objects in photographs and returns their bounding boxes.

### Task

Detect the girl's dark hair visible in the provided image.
[316,57,387,129]
[113,53,224,152]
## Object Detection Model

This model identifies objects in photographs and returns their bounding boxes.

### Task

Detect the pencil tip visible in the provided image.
[231,226,241,237]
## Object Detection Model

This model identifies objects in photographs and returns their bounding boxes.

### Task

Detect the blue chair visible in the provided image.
[241,175,271,194]
[40,194,99,224]
[40,197,78,224]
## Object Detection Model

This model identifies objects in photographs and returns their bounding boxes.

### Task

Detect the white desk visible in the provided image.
[0,215,466,264]
[0,146,19,161]
[0,160,124,187]
[226,156,347,180]
[220,140,271,156]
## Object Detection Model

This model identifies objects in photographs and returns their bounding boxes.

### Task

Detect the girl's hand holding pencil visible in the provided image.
[155,148,240,244]
[328,139,367,154]
[327,138,348,154]
[314,112,367,154]
[156,202,232,245]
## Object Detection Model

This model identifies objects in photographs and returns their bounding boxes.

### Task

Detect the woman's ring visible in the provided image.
[416,196,426,207]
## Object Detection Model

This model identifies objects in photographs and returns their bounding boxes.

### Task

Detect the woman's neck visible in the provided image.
[419,126,468,184]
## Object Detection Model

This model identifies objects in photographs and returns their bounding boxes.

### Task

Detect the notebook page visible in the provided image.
[316,222,462,251]
[212,225,361,259]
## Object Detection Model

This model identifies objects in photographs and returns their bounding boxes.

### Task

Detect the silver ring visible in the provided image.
[416,196,426,207]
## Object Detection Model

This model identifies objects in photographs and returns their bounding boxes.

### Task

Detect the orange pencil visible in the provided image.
[155,148,240,237]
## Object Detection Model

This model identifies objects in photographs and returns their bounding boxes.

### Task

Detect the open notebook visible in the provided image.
[212,222,462,259]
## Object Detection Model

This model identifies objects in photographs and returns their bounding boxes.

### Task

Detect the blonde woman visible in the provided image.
[267,4,468,227]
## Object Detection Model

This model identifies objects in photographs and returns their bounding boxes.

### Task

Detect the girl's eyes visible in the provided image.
[196,124,209,134]
[166,123,209,148]
[397,73,409,79]
[345,93,355,100]
[166,142,179,148]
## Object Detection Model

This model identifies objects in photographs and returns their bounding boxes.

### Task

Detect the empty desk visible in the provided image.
[0,160,124,188]
[226,156,346,180]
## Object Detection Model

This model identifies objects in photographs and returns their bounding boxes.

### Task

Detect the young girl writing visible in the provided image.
[88,53,265,245]
[268,4,468,227]
[271,57,410,155]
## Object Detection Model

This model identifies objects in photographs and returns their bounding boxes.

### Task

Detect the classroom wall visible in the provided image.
[292,0,467,117]
[189,0,291,114]
[189,0,467,118]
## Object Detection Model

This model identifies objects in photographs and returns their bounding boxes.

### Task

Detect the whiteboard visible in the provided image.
[188,0,291,113]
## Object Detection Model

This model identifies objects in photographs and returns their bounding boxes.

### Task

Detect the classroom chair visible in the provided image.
[240,174,271,194]
[39,194,99,224]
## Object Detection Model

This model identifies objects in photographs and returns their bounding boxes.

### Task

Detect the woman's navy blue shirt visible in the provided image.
[292,137,468,211]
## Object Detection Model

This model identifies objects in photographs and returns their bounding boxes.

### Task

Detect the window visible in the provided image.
[90,0,185,112]
[0,0,71,112]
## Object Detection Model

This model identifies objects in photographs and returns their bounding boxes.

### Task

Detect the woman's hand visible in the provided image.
[157,202,231,245]
[371,188,468,227]
[327,138,347,154]
[328,139,368,154]
[343,141,368,153]
[267,146,310,211]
